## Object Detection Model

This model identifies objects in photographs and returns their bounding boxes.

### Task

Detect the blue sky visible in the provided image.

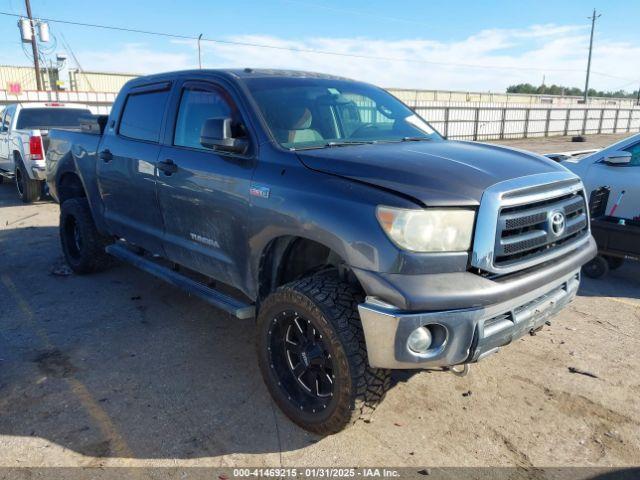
[1,0,639,91]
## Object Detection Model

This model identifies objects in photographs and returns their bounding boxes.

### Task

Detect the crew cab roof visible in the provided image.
[122,68,354,88]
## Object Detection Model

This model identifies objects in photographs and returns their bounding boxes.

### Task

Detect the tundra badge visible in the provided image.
[250,184,270,199]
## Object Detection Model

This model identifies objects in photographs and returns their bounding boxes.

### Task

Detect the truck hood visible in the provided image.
[296,140,565,206]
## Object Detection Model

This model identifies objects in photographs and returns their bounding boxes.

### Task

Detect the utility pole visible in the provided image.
[24,0,43,91]
[583,8,601,103]
[636,85,640,106]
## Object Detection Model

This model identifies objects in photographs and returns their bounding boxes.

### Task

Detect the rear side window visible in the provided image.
[16,108,93,129]
[119,90,169,142]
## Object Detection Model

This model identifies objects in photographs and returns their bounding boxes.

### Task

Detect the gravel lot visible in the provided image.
[0,133,638,469]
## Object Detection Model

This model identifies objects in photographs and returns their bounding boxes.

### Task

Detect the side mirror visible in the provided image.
[200,117,248,154]
[604,151,632,166]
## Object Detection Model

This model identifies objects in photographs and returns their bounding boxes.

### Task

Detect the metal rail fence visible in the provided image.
[412,105,640,141]
[3,88,640,142]
[0,89,116,114]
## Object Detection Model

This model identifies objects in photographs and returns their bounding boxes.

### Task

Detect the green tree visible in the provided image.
[506,83,636,98]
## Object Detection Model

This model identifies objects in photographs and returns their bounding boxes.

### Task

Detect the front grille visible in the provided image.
[494,191,588,267]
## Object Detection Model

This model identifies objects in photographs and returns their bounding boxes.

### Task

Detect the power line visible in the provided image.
[0,9,634,82]
[58,31,95,92]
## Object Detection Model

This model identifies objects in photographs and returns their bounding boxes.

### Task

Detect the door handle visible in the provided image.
[99,149,113,162]
[157,159,178,175]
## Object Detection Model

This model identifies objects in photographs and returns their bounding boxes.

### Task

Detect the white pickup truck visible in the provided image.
[0,102,93,202]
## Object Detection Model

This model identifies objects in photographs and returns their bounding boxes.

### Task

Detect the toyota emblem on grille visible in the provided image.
[549,210,566,237]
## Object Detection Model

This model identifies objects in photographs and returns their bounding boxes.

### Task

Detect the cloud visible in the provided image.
[73,24,640,92]
[74,43,195,74]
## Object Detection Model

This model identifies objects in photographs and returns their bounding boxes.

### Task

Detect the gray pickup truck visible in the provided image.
[46,69,596,434]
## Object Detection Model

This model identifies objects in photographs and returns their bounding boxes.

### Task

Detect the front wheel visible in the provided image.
[256,271,390,435]
[583,256,609,279]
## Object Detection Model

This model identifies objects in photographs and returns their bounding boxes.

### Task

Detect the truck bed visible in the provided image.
[45,129,103,203]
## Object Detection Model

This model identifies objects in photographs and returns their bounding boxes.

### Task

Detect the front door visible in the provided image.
[156,80,255,289]
[96,83,170,253]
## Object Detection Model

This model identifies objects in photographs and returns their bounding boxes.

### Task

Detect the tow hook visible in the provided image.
[448,364,470,377]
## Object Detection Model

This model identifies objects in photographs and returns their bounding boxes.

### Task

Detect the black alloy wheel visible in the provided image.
[268,310,335,414]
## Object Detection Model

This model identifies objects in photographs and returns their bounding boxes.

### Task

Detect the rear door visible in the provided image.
[156,79,255,288]
[97,82,170,253]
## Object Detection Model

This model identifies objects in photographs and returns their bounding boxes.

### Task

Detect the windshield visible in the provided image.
[244,77,441,149]
[16,108,93,130]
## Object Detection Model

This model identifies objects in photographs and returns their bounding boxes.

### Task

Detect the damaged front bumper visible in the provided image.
[358,268,581,369]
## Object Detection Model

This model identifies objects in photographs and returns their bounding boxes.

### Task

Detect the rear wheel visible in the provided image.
[256,271,390,435]
[60,198,112,274]
[583,256,609,279]
[15,160,41,203]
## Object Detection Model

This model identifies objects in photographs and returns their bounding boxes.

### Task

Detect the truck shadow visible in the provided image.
[0,182,53,209]
[0,223,320,459]
[1,219,637,461]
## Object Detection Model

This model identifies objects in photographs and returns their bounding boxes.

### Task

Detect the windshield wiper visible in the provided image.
[291,140,375,151]
[326,140,376,147]
[400,136,432,142]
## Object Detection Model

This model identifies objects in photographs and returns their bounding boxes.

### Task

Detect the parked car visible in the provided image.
[543,149,599,162]
[0,102,93,202]
[562,133,640,222]
[561,133,640,277]
[45,69,596,434]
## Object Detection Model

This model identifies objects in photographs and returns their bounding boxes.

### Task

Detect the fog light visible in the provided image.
[407,326,432,353]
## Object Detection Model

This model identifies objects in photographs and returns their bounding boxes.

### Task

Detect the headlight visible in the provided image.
[376,206,475,252]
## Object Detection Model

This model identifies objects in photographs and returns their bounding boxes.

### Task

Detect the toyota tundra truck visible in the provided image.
[45,69,596,434]
[0,102,93,202]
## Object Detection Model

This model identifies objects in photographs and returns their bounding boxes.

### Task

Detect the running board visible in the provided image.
[106,244,255,319]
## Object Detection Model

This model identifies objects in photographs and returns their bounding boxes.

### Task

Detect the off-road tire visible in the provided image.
[256,270,391,435]
[583,255,609,279]
[15,159,41,203]
[605,255,624,270]
[60,198,112,274]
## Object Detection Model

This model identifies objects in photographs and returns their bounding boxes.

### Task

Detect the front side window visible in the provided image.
[244,77,440,150]
[174,87,234,150]
[119,90,169,142]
